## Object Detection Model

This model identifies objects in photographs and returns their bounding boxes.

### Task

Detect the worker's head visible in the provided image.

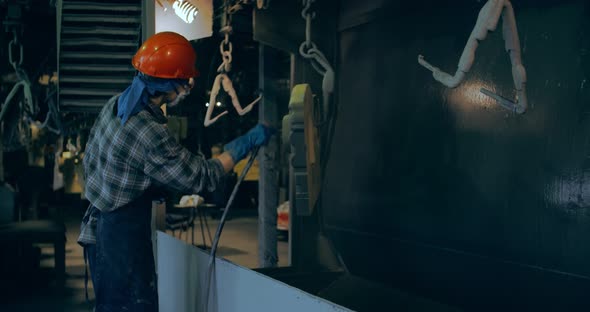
[132,31,198,107]
[118,32,199,124]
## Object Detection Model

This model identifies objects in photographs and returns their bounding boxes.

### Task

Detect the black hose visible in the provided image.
[202,145,261,311]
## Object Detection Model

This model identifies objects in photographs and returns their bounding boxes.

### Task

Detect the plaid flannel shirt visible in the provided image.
[78,95,225,245]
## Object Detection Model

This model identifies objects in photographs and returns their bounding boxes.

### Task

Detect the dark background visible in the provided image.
[317,0,590,310]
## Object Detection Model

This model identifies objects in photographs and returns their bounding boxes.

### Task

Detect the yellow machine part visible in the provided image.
[290,84,321,212]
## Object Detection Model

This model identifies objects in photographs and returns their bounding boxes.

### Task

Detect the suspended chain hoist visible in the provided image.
[204,0,262,127]
[0,28,34,122]
[298,0,334,126]
[1,28,60,135]
[0,26,37,153]
[1,6,62,158]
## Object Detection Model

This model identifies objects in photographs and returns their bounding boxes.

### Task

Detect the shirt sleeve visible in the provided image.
[143,124,225,194]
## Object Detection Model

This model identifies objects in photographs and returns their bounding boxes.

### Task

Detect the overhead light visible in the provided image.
[173,0,198,24]
[216,102,222,107]
[205,102,210,107]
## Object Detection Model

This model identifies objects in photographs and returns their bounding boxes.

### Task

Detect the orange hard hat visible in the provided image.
[132,31,199,79]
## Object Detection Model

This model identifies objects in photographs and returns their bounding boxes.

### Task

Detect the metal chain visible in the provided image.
[2,25,37,128]
[216,0,256,73]
[298,0,328,76]
[8,29,23,70]
[205,0,262,126]
[218,0,236,73]
[297,0,335,127]
[299,0,317,57]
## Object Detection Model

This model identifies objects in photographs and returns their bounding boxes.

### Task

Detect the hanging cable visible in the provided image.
[201,146,260,311]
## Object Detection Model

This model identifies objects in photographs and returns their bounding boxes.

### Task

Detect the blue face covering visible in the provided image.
[117,74,188,125]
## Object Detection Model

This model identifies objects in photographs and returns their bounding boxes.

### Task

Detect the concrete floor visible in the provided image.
[0,207,288,311]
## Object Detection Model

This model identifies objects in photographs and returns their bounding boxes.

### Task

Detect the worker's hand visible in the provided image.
[224,123,276,162]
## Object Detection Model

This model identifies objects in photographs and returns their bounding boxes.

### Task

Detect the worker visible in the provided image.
[76,31,274,312]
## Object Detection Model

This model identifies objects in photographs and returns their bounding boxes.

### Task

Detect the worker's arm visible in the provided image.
[208,123,275,174]
[143,124,227,194]
[223,123,275,164]
[215,123,274,173]
[143,123,274,194]
[215,152,235,173]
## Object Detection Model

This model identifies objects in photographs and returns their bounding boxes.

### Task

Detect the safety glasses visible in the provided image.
[175,78,194,96]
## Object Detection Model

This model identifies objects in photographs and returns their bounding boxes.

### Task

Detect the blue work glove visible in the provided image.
[224,123,275,162]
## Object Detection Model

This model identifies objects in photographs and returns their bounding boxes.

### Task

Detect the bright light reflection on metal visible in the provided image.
[173,0,198,24]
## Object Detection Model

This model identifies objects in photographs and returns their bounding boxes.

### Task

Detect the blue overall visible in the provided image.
[85,192,158,312]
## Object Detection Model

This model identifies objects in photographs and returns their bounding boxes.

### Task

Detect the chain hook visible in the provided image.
[204,74,262,127]
[204,0,261,126]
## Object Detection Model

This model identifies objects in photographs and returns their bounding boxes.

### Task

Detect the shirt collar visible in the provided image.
[145,102,168,124]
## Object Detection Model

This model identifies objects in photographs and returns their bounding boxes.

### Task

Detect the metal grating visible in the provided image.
[58,0,142,112]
